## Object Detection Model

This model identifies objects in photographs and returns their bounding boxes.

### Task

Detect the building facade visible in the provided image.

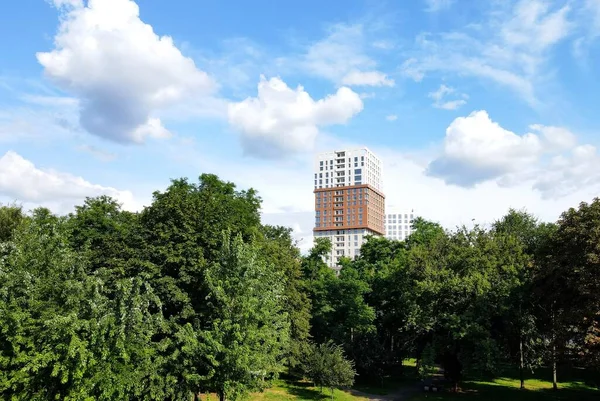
[384,210,416,241]
[313,148,385,270]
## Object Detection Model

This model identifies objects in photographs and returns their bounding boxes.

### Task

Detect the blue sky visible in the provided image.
[1,0,599,251]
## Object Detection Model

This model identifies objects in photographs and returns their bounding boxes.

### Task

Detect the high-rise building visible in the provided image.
[385,210,416,241]
[313,148,385,270]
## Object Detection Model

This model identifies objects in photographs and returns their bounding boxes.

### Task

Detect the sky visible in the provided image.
[1,0,600,252]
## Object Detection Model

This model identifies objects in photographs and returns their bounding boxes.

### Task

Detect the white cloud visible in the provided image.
[379,147,599,230]
[299,23,393,87]
[227,76,363,158]
[37,0,215,144]
[424,0,454,13]
[341,71,395,87]
[401,0,574,104]
[427,110,542,186]
[529,124,577,151]
[572,0,600,59]
[426,110,600,199]
[0,151,140,212]
[428,84,467,110]
[386,114,398,121]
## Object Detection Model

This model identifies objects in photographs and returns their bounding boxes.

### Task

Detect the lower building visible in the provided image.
[314,184,385,271]
[314,228,377,270]
[385,210,416,241]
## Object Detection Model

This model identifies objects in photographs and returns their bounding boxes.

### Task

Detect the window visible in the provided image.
[354,157,358,161]
[354,168,362,175]
[320,167,323,171]
[325,179,329,184]
[319,179,322,184]
[320,161,323,165]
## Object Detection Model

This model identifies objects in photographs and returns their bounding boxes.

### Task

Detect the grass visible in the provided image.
[248,379,371,400]
[408,366,599,401]
[200,359,598,401]
[200,379,371,400]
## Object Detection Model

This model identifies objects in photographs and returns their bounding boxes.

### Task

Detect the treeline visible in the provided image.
[0,174,598,400]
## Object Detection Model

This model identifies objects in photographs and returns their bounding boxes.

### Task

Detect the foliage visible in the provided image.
[200,233,290,401]
[1,176,599,400]
[305,342,356,399]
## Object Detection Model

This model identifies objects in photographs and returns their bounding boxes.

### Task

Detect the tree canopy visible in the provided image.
[1,182,599,400]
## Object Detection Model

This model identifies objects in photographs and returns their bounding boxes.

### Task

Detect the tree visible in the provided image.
[538,199,600,380]
[259,225,311,376]
[492,210,549,389]
[306,341,356,400]
[200,233,290,401]
[0,208,164,400]
[0,202,24,243]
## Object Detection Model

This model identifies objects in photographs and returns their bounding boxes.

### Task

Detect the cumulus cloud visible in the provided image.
[37,0,215,144]
[227,76,363,158]
[386,114,398,121]
[0,151,139,212]
[428,84,468,110]
[341,71,395,87]
[427,110,542,186]
[529,124,577,151]
[426,110,600,199]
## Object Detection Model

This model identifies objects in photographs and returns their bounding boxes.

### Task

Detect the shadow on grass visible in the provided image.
[410,379,599,401]
[282,380,330,401]
[353,360,420,395]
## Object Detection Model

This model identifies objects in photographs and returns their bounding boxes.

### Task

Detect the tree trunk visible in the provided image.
[552,342,558,391]
[218,390,225,401]
[551,306,558,391]
[331,387,334,401]
[519,334,525,389]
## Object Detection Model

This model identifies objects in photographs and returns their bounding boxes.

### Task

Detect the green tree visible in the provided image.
[201,233,290,401]
[306,341,356,400]
[535,198,600,388]
[0,209,164,400]
[492,210,549,389]
[0,202,24,243]
[259,225,311,376]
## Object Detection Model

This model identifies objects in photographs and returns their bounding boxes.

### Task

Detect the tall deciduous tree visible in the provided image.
[259,225,311,375]
[201,233,289,401]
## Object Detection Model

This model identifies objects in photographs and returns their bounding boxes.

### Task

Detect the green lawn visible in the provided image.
[250,380,370,400]
[200,380,370,401]
[409,369,599,401]
[200,359,598,401]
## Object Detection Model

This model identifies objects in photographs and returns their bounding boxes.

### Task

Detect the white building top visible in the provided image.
[313,148,382,191]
